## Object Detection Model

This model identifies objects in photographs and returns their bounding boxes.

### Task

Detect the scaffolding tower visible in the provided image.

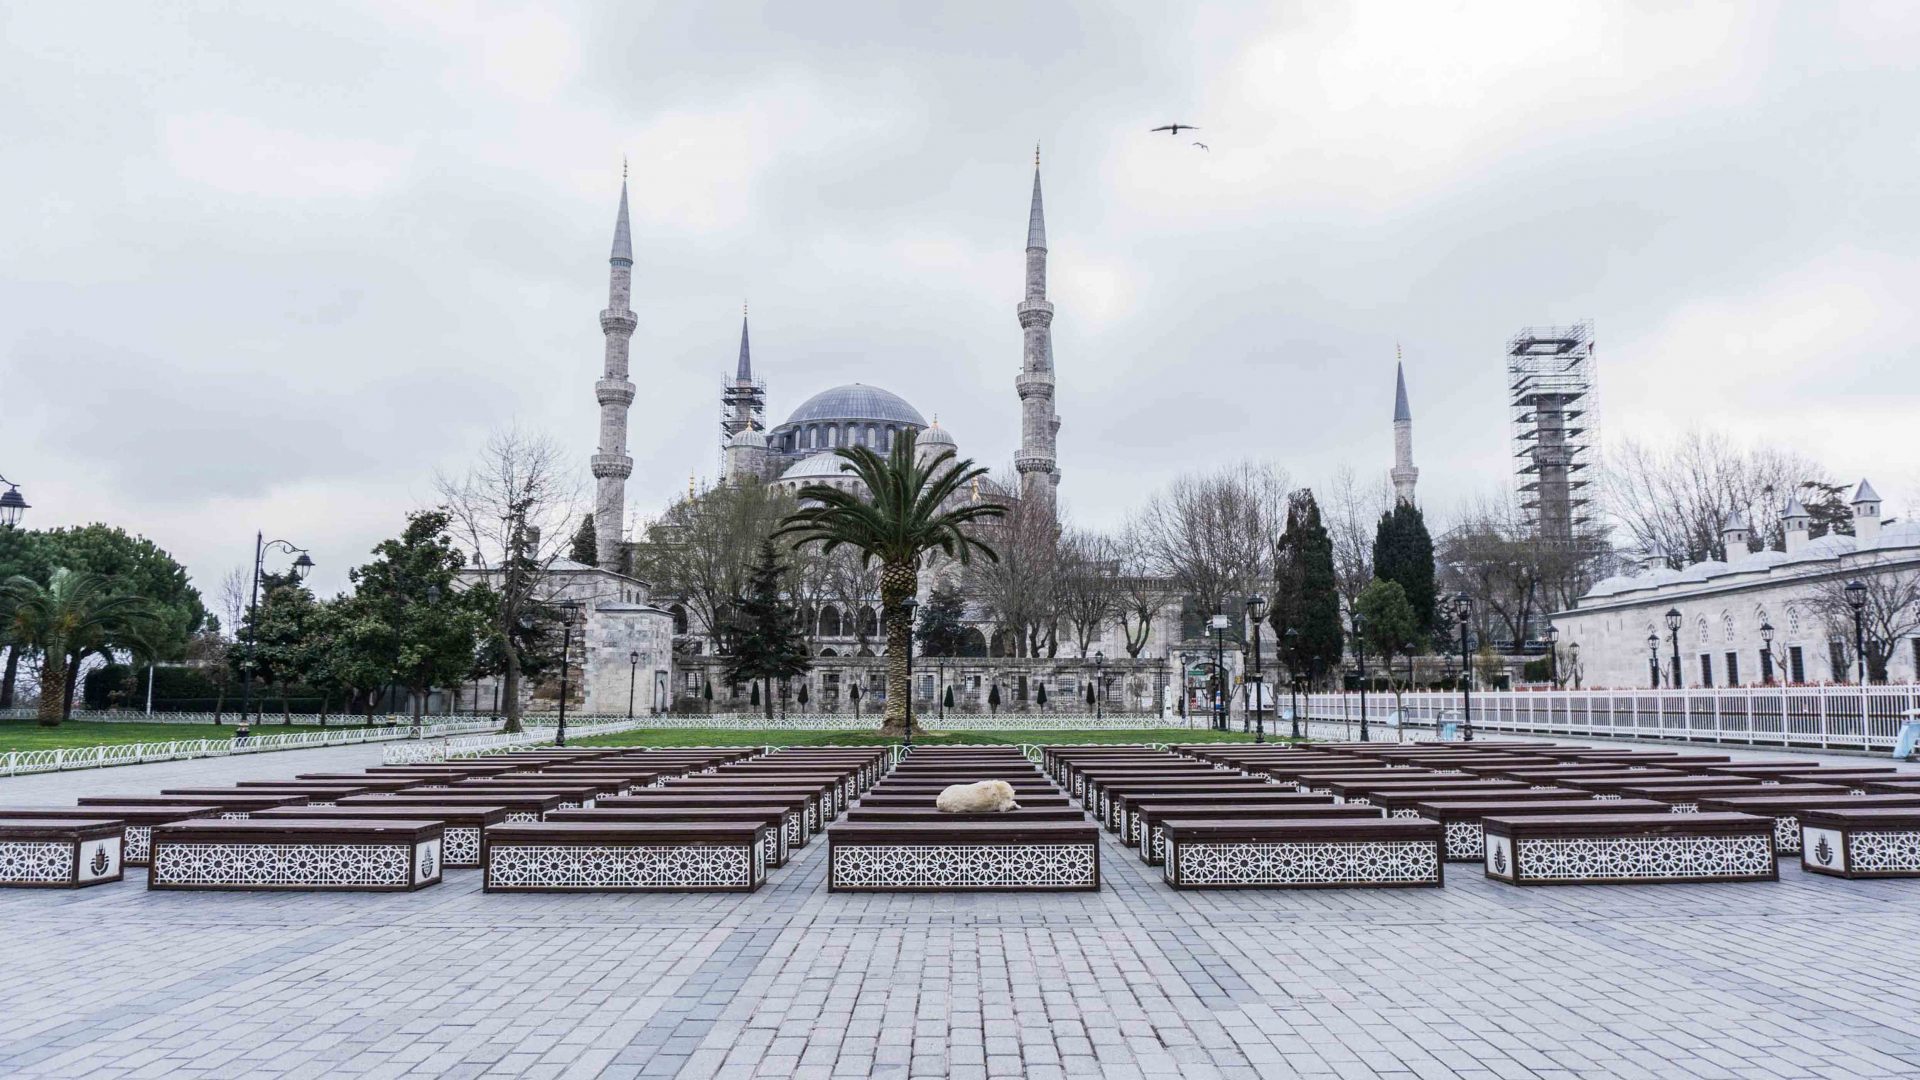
[1508,322,1598,543]
[720,375,766,441]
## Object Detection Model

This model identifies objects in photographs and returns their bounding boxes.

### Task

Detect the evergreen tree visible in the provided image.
[1371,502,1437,641]
[915,585,970,657]
[723,540,813,718]
[1271,488,1343,686]
[1355,579,1419,684]
[568,514,598,566]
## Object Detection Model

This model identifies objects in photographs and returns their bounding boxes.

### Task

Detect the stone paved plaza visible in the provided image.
[4,744,1920,1078]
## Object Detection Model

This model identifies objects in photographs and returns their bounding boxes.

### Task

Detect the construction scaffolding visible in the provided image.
[720,375,766,441]
[1507,322,1598,543]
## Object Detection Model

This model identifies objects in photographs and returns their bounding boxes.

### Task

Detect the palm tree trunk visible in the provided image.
[1,645,18,709]
[879,559,917,735]
[37,650,65,726]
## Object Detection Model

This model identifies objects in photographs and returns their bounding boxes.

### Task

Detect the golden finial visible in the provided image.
[688,471,696,499]
[743,299,748,317]
[1396,340,1402,361]
[1034,143,1041,167]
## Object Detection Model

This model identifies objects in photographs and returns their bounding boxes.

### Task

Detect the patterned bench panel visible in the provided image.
[484,822,768,892]
[1406,798,1670,861]
[1696,793,1920,856]
[0,805,220,867]
[0,818,125,888]
[1483,812,1776,886]
[149,819,442,891]
[1135,802,1374,865]
[1161,817,1442,889]
[598,794,814,848]
[547,808,791,868]
[827,822,1099,892]
[252,805,510,868]
[1800,807,1920,879]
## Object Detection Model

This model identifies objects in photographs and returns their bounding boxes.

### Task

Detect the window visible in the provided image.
[1725,651,1739,686]
[1723,613,1736,643]
[1697,618,1710,645]
[1787,607,1802,636]
[1788,645,1806,683]
[1699,654,1714,687]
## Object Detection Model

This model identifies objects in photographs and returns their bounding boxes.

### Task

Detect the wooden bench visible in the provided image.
[857,793,1072,810]
[597,793,814,848]
[1322,778,1535,806]
[252,804,508,867]
[1482,812,1777,885]
[662,779,836,827]
[167,783,375,807]
[1696,793,1920,855]
[1104,783,1297,842]
[417,781,610,809]
[546,807,791,867]
[1159,817,1442,889]
[0,818,125,888]
[1609,781,1845,814]
[0,804,218,866]
[342,791,567,823]
[844,807,1085,824]
[827,821,1099,891]
[1136,802,1378,865]
[1800,807,1920,878]
[79,793,310,818]
[1085,775,1268,829]
[483,821,768,892]
[149,819,443,891]
[1408,798,1669,861]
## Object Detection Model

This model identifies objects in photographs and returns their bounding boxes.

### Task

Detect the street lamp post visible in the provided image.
[899,596,919,751]
[0,475,29,528]
[1569,642,1581,690]
[1846,580,1868,684]
[1246,594,1267,744]
[1665,607,1684,689]
[1453,593,1474,742]
[237,532,314,739]
[555,602,582,747]
[1210,613,1229,732]
[1094,651,1105,721]
[1546,624,1560,688]
[1283,627,1299,739]
[1353,613,1369,743]
[1648,632,1661,689]
[1759,622,1776,686]
[628,650,639,719]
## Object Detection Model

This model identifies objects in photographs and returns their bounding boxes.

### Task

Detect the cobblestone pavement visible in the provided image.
[3,745,1920,1078]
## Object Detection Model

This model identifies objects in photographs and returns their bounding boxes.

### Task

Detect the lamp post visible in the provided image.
[1647,632,1661,689]
[1453,592,1474,742]
[1246,594,1267,744]
[938,660,947,720]
[1352,613,1369,742]
[1094,650,1106,721]
[237,533,314,739]
[628,650,639,719]
[1546,624,1560,688]
[554,601,582,746]
[0,475,28,528]
[1210,613,1229,732]
[1569,642,1581,689]
[1759,622,1776,686]
[1665,607,1683,689]
[899,596,918,750]
[1283,627,1300,738]
[1846,580,1868,684]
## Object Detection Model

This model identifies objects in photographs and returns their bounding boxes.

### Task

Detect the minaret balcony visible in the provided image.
[595,378,636,406]
[1014,454,1055,474]
[590,452,633,479]
[600,308,638,334]
[1014,372,1054,399]
[1016,299,1054,324]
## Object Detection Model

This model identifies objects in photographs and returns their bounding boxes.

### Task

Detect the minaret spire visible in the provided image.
[1390,350,1419,505]
[591,172,639,569]
[722,302,766,441]
[1014,147,1060,513]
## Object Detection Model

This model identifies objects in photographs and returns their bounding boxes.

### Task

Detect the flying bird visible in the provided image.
[1150,123,1199,135]
[1191,141,1209,151]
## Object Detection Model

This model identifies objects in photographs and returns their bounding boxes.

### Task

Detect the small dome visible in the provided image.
[917,421,956,448]
[728,428,767,448]
[781,452,854,481]
[784,384,926,427]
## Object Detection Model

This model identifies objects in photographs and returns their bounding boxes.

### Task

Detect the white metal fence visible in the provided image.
[1295,686,1920,752]
[0,720,501,778]
[382,718,658,763]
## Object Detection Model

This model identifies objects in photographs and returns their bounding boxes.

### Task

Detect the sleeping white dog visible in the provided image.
[935,780,1021,813]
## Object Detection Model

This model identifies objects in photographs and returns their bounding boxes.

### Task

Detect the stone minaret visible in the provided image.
[1390,354,1419,505]
[1014,146,1059,512]
[722,304,765,440]
[591,173,638,569]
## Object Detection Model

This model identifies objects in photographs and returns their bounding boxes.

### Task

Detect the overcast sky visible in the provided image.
[4,2,1917,601]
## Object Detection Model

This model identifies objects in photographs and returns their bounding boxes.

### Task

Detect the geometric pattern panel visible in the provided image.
[1170,840,1439,886]
[1845,830,1920,872]
[1389,809,1425,819]
[0,841,74,884]
[832,843,1096,889]
[1772,815,1801,854]
[488,843,755,889]
[1443,821,1484,860]
[784,813,804,846]
[760,828,782,867]
[442,827,482,867]
[124,826,153,865]
[504,812,541,823]
[151,842,411,887]
[1514,835,1774,881]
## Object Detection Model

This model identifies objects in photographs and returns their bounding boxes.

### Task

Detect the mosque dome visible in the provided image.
[917,420,956,449]
[783,384,926,427]
[780,452,854,482]
[728,427,767,448]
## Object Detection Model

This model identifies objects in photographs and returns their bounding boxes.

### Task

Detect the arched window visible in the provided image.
[1723,612,1736,643]
[669,604,688,635]
[857,646,876,657]
[858,607,879,638]
[961,627,988,658]
[990,628,1011,658]
[1787,607,1802,637]
[819,605,842,637]
[818,647,837,657]
[1697,618,1710,644]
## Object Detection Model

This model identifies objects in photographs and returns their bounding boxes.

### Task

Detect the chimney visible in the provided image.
[1721,512,1751,564]
[1853,478,1883,549]
[1783,494,1812,555]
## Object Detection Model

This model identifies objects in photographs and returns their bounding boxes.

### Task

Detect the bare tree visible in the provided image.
[1609,429,1828,566]
[630,482,797,656]
[1115,528,1169,658]
[219,567,249,642]
[821,545,879,654]
[1057,530,1122,657]
[965,476,1062,657]
[1808,564,1920,683]
[1438,492,1608,648]
[1324,465,1389,625]
[436,427,582,732]
[1131,461,1289,620]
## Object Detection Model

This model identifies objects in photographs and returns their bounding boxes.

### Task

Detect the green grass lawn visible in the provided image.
[0,719,342,753]
[578,726,1299,749]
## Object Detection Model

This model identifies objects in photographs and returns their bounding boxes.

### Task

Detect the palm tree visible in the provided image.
[0,568,159,725]
[776,430,1007,734]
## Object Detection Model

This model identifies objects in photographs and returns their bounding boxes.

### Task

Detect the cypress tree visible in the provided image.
[915,585,970,657]
[1272,489,1344,686]
[1371,501,1436,641]
[568,514,598,566]
[724,540,813,718]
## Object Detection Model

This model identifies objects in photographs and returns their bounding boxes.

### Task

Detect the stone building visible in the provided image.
[1550,481,1920,688]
